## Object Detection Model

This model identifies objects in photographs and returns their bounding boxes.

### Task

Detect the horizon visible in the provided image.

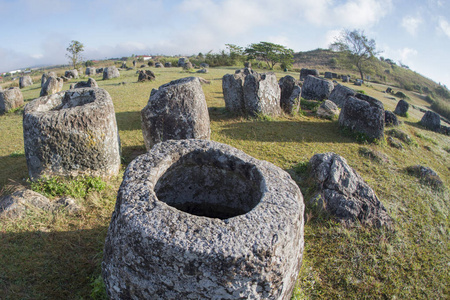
[1,0,449,87]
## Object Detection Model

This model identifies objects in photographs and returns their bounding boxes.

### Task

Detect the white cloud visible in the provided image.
[331,0,393,28]
[324,29,342,47]
[438,17,450,38]
[399,47,418,62]
[401,16,423,36]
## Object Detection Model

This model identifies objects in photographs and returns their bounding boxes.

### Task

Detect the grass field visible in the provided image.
[0,65,449,299]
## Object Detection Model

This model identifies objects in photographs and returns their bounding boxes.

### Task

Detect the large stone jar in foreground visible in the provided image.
[141,77,210,150]
[23,88,121,180]
[102,139,304,300]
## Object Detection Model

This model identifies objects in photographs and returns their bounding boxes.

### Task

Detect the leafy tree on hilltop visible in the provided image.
[66,40,84,69]
[245,42,293,69]
[330,29,380,80]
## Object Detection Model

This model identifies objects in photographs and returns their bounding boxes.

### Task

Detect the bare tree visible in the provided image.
[66,40,84,69]
[330,29,380,80]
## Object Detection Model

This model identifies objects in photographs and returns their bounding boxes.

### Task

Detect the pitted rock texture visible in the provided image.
[137,70,155,82]
[324,72,333,79]
[85,67,97,76]
[309,152,393,228]
[299,68,319,81]
[155,62,164,68]
[73,78,98,89]
[222,68,281,117]
[0,188,53,219]
[19,75,33,89]
[339,93,385,141]
[384,110,399,126]
[0,87,24,114]
[64,69,79,79]
[279,75,301,114]
[342,75,349,82]
[103,66,120,80]
[23,88,121,180]
[317,100,339,119]
[301,75,334,101]
[102,139,304,300]
[141,77,210,150]
[394,99,409,116]
[407,165,444,187]
[41,72,56,87]
[328,84,356,108]
[420,111,441,132]
[40,76,63,96]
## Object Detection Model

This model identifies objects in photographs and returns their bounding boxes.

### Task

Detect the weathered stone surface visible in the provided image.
[102,139,304,300]
[317,100,339,119]
[243,72,281,117]
[155,62,164,68]
[200,63,209,68]
[222,68,281,117]
[183,61,193,70]
[300,68,319,81]
[103,66,120,80]
[339,94,385,141]
[164,62,172,68]
[279,75,301,114]
[19,75,33,89]
[0,188,53,219]
[328,84,355,108]
[301,75,334,101]
[407,165,444,187]
[73,78,98,89]
[41,72,56,87]
[137,70,156,82]
[244,61,251,68]
[96,68,104,74]
[56,196,84,214]
[64,69,79,79]
[85,67,97,76]
[40,77,63,96]
[196,68,208,73]
[385,128,412,145]
[342,75,349,82]
[324,72,332,79]
[141,77,210,150]
[23,88,121,180]
[178,57,188,67]
[309,152,393,228]
[394,99,409,116]
[420,111,441,132]
[0,87,24,114]
[387,136,403,149]
[384,110,399,126]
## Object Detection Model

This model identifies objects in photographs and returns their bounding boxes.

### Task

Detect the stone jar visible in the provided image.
[23,88,121,180]
[0,87,24,114]
[141,77,210,150]
[102,139,304,300]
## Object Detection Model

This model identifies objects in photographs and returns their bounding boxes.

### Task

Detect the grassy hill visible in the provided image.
[0,61,449,299]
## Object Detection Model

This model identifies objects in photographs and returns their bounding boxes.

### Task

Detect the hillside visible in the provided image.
[0,60,449,299]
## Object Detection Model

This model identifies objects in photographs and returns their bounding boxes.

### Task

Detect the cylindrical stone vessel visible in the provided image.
[102,139,304,300]
[141,77,210,150]
[23,88,121,180]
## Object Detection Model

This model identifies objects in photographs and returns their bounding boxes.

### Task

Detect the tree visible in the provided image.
[244,42,293,69]
[66,40,84,69]
[330,29,380,80]
[225,44,244,64]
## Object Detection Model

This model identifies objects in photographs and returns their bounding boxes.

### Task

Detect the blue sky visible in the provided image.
[1,0,450,87]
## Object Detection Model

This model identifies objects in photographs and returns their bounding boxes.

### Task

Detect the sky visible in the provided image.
[1,0,450,87]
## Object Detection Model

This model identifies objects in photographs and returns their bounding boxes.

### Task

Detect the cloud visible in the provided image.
[401,16,423,36]
[324,30,342,47]
[331,0,393,28]
[438,17,450,38]
[399,47,418,62]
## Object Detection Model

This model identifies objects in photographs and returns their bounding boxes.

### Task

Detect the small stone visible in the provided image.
[316,100,339,119]
[74,78,98,88]
[387,136,403,149]
[407,165,444,187]
[0,188,53,219]
[394,99,409,116]
[103,66,120,80]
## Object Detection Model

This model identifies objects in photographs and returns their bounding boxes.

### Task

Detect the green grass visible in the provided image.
[0,65,449,299]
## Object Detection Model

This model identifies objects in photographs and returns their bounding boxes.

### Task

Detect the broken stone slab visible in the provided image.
[316,100,339,119]
[64,69,79,79]
[40,76,63,96]
[309,152,393,229]
[0,188,53,219]
[339,93,385,141]
[141,77,210,150]
[73,78,98,89]
[23,88,121,180]
[407,165,444,187]
[41,72,56,87]
[0,87,24,114]
[102,139,304,300]
[301,75,334,101]
[279,75,301,114]
[137,70,156,82]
